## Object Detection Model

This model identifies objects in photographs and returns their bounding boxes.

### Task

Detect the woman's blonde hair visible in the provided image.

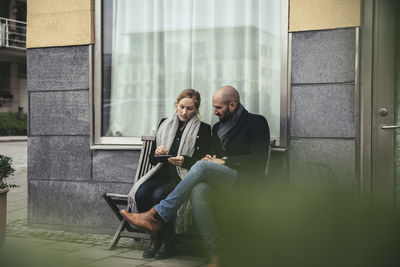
[176,89,201,110]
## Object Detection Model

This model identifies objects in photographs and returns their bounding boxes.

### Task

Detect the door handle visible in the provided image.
[381,125,400,129]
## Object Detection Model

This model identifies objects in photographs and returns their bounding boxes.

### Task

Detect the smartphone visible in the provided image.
[154,154,172,158]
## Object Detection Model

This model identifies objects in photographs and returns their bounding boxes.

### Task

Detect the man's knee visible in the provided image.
[191,160,211,177]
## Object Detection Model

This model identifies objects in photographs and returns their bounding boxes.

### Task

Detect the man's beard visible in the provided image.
[219,111,232,123]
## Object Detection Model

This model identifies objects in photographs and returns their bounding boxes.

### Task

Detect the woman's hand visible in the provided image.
[155,146,168,155]
[168,156,184,166]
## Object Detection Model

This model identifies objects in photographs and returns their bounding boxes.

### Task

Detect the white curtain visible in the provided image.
[108,0,281,138]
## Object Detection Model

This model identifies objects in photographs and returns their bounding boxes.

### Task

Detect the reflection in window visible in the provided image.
[102,0,282,139]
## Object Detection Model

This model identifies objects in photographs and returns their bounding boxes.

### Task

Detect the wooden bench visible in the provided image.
[103,136,155,250]
[103,136,274,250]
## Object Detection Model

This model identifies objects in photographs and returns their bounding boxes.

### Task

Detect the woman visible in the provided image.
[127,89,211,260]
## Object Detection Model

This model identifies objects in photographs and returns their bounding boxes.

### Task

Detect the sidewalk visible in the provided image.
[1,141,207,267]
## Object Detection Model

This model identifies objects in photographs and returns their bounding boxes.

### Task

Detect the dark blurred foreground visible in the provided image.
[214,186,400,267]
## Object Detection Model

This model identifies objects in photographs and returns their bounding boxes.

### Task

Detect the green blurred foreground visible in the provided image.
[1,187,399,267]
[214,187,400,267]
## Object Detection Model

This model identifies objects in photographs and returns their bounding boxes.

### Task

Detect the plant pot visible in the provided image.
[0,187,9,245]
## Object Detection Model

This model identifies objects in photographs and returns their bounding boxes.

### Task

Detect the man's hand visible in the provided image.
[202,155,225,165]
[155,145,168,155]
[202,154,213,161]
[168,156,184,166]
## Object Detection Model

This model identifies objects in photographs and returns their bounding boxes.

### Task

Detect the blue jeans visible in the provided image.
[191,182,219,258]
[154,160,237,223]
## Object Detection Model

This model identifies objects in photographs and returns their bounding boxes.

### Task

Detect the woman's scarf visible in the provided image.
[127,113,201,215]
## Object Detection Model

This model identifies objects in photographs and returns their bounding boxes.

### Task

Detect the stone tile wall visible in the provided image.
[288,28,356,192]
[27,46,140,233]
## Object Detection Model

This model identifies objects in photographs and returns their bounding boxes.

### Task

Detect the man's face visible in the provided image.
[212,94,235,122]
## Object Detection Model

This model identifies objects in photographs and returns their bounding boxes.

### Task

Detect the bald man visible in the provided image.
[121,86,270,266]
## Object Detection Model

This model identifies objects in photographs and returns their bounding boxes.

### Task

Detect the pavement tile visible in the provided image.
[64,245,130,260]
[59,257,94,267]
[7,191,28,199]
[6,209,27,222]
[41,241,95,251]
[7,197,27,205]
[115,248,145,260]
[143,255,206,267]
[83,256,149,267]
[3,236,57,247]
[7,200,27,210]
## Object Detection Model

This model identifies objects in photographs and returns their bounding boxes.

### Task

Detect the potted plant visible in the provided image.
[0,154,17,245]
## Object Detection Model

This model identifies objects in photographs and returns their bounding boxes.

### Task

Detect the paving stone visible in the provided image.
[116,249,145,260]
[85,256,149,267]
[6,208,27,223]
[41,241,94,252]
[3,236,56,247]
[144,255,206,267]
[61,257,94,267]
[64,246,129,260]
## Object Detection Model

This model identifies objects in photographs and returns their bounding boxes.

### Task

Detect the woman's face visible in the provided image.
[176,97,197,123]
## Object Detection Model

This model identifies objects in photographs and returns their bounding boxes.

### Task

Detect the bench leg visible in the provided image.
[109,219,127,250]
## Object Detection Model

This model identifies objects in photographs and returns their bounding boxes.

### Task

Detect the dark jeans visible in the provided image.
[135,168,180,240]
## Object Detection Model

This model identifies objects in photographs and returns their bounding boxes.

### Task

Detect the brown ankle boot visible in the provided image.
[208,256,220,267]
[120,208,162,234]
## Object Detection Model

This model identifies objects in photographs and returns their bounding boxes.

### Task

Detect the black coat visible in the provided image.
[211,108,270,179]
[149,119,211,169]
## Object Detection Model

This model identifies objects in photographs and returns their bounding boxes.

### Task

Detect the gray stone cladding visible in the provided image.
[27,46,140,233]
[288,28,356,192]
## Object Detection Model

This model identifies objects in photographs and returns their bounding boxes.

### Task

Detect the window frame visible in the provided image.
[91,0,289,150]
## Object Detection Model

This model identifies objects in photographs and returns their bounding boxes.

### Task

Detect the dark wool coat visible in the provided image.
[211,108,270,180]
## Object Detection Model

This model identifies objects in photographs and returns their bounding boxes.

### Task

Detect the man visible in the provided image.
[121,85,270,266]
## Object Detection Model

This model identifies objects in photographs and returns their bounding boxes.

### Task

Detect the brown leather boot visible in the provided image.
[208,255,220,267]
[120,208,163,234]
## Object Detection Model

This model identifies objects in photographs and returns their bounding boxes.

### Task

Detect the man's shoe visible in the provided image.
[143,238,162,258]
[120,208,162,234]
[208,255,220,267]
[154,240,175,260]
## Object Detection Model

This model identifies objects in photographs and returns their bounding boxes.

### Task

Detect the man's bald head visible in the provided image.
[213,85,240,105]
[212,85,241,122]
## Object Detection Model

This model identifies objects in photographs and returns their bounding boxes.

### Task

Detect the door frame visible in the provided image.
[359,0,398,204]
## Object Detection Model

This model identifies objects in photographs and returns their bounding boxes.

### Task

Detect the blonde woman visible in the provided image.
[127,89,211,259]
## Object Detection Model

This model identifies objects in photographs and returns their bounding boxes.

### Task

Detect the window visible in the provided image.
[93,0,289,148]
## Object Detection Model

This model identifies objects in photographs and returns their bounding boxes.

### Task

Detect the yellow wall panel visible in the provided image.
[27,0,93,48]
[29,0,92,14]
[290,0,361,32]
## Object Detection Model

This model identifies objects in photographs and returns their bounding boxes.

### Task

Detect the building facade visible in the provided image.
[27,0,399,233]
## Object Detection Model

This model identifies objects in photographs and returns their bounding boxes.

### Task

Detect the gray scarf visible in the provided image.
[127,113,201,214]
[217,103,244,150]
